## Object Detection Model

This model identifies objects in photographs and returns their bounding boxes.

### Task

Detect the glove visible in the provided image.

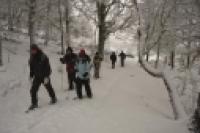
[75,69,79,73]
[60,58,65,64]
[44,77,49,85]
[83,72,88,77]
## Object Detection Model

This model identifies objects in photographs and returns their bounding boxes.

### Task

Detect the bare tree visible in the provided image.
[73,0,135,57]
[134,0,187,120]
[97,0,135,57]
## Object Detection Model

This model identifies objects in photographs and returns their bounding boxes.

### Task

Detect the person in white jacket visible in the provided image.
[75,49,93,99]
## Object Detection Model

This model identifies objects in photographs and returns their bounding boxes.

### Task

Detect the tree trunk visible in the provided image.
[197,93,200,108]
[98,25,106,58]
[97,1,107,58]
[0,37,2,66]
[65,0,71,47]
[170,51,175,69]
[187,54,190,69]
[162,71,186,120]
[44,0,52,46]
[8,0,14,31]
[187,43,191,69]
[28,0,36,48]
[58,0,64,54]
[155,43,161,68]
[146,51,149,62]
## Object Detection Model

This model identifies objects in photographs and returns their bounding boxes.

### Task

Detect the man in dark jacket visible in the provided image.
[119,51,126,67]
[29,44,57,110]
[110,52,117,69]
[60,47,77,90]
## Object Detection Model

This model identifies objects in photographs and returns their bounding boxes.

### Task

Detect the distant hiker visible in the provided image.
[60,47,77,90]
[93,52,103,79]
[75,49,93,99]
[29,44,57,110]
[119,51,126,67]
[110,52,117,69]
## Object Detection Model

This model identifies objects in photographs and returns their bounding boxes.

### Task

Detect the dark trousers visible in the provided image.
[112,61,116,69]
[121,59,125,67]
[94,64,100,78]
[76,78,92,99]
[30,77,56,105]
[68,72,76,90]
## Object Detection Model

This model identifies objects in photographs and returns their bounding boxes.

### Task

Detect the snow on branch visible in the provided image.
[134,0,187,120]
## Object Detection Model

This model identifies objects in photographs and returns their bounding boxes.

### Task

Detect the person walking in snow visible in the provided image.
[110,52,117,69]
[93,52,103,79]
[75,49,93,99]
[119,51,126,67]
[28,44,57,110]
[60,47,77,90]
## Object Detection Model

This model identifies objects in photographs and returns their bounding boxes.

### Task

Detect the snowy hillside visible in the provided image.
[0,32,190,133]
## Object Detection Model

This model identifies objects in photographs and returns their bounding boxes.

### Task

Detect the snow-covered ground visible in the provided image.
[0,33,189,133]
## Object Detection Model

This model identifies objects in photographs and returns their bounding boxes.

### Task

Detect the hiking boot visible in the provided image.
[50,98,57,105]
[28,104,38,110]
[68,86,74,91]
[88,95,93,99]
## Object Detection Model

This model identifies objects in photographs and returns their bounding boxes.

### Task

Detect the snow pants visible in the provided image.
[76,78,93,99]
[94,64,100,79]
[121,59,125,67]
[67,72,76,90]
[112,61,116,69]
[30,77,56,106]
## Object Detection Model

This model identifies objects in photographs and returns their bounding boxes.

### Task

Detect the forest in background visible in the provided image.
[0,0,200,131]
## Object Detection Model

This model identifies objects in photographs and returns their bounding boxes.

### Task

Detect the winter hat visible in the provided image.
[66,47,73,53]
[95,52,99,55]
[79,49,86,56]
[31,44,39,50]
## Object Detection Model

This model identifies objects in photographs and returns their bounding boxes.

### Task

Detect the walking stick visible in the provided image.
[60,64,64,91]
[61,64,70,100]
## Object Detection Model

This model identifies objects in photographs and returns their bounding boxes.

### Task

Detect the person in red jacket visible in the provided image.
[60,47,77,90]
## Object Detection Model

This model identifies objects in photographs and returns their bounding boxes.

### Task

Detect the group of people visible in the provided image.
[28,44,126,111]
[28,44,94,110]
[110,51,126,69]
[60,47,93,100]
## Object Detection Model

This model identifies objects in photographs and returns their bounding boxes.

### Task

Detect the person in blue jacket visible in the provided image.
[75,49,93,99]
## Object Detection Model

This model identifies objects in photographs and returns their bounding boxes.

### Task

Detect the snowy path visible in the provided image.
[0,59,189,133]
